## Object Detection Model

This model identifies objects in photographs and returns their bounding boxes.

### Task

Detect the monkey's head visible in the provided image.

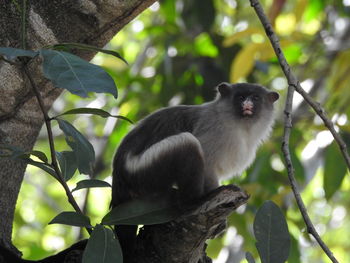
[216,82,279,121]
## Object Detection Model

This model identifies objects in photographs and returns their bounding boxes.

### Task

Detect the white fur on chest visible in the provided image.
[198,120,272,179]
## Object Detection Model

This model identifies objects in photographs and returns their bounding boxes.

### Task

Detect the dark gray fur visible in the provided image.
[111,82,279,259]
[111,82,278,206]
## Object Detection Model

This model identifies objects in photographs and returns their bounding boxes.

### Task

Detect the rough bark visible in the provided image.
[0,185,249,263]
[0,0,156,250]
[133,185,249,263]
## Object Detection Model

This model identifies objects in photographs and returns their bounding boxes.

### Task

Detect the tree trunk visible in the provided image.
[0,0,156,251]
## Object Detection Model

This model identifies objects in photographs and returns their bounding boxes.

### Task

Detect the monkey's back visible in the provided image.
[111,105,202,205]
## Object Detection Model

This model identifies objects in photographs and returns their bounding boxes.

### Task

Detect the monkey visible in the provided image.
[111,82,279,260]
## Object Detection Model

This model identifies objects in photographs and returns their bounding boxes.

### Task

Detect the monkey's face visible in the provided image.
[234,92,264,119]
[217,82,279,120]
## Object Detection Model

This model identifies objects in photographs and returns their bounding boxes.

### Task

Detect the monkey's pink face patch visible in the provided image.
[242,100,254,116]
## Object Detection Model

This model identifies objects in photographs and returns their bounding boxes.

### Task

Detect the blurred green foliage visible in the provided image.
[13,0,350,262]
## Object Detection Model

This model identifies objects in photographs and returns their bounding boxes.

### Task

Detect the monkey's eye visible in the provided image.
[238,95,245,101]
[252,95,260,101]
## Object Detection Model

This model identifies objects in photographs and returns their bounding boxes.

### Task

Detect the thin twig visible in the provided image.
[22,62,92,234]
[251,0,350,170]
[249,1,340,262]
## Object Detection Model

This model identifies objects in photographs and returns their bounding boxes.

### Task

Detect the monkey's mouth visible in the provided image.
[242,101,254,116]
[243,109,253,116]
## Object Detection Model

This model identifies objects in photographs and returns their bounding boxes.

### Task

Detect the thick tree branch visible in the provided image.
[0,185,249,263]
[133,185,249,263]
[249,1,340,262]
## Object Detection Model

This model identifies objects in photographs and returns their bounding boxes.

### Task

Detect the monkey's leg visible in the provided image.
[115,225,137,263]
[125,132,205,203]
[203,170,219,194]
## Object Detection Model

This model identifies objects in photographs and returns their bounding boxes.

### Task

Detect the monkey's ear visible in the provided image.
[217,82,231,97]
[267,91,279,103]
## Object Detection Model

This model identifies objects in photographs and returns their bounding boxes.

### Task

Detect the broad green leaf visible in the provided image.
[230,41,292,82]
[56,118,95,175]
[9,149,48,164]
[49,42,128,65]
[0,47,38,59]
[324,142,348,200]
[0,146,56,178]
[40,49,117,98]
[56,108,133,123]
[223,28,264,47]
[82,224,122,263]
[26,159,58,179]
[72,179,111,192]
[294,0,308,24]
[283,44,302,64]
[160,0,176,24]
[26,150,48,163]
[56,151,78,181]
[102,195,180,225]
[49,211,92,227]
[304,0,325,22]
[194,33,218,57]
[254,201,291,263]
[245,252,256,263]
[230,44,256,82]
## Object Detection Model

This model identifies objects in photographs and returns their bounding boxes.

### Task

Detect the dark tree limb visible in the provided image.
[0,185,248,263]
[133,185,249,263]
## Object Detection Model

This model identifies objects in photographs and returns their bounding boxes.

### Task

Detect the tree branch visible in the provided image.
[133,185,249,263]
[249,1,340,262]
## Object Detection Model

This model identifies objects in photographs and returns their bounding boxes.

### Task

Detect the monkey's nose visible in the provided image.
[242,100,254,115]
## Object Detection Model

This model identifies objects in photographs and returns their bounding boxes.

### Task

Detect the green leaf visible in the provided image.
[102,195,180,225]
[324,142,348,200]
[230,43,256,82]
[56,118,95,175]
[82,224,122,263]
[254,201,291,263]
[26,159,58,179]
[304,0,325,22]
[0,47,38,60]
[49,43,128,65]
[72,179,111,192]
[56,151,78,181]
[13,150,48,164]
[245,252,256,263]
[26,150,48,163]
[49,211,92,227]
[40,49,117,98]
[0,145,56,178]
[194,33,218,57]
[56,108,133,123]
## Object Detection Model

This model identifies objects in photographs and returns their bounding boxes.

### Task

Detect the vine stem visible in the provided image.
[22,63,92,235]
[249,0,340,262]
